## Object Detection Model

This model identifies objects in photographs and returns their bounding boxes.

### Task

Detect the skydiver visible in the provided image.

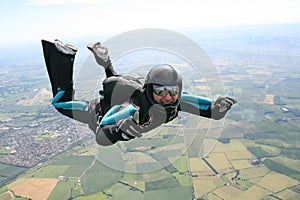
[41,39,237,146]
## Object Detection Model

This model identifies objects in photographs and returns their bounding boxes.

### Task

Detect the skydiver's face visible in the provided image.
[152,85,179,105]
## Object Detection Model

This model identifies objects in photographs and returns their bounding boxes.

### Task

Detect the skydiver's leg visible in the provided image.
[42,39,75,101]
[51,88,90,123]
[87,42,117,78]
[42,39,90,123]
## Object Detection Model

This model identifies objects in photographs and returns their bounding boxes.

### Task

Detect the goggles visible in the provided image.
[153,86,180,97]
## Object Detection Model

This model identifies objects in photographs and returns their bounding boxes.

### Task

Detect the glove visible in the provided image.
[116,116,145,139]
[87,41,112,69]
[213,95,237,112]
[211,95,237,119]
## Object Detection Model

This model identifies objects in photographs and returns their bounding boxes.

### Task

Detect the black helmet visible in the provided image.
[145,64,182,108]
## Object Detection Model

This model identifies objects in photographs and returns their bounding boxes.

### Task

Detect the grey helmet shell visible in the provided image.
[145,64,182,108]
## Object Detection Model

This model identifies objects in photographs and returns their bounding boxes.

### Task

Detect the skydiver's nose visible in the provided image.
[163,92,172,100]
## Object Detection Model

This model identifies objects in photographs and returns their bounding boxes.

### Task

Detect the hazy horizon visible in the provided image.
[1,0,300,45]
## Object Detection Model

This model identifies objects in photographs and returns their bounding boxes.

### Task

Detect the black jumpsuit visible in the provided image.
[42,40,218,146]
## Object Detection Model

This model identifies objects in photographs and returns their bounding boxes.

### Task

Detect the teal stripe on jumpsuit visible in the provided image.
[52,88,88,111]
[181,93,212,110]
[100,104,138,126]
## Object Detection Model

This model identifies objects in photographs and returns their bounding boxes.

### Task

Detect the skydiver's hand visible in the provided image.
[213,95,237,112]
[211,95,237,119]
[87,41,112,69]
[116,116,145,139]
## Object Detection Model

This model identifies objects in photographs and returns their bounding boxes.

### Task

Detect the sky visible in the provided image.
[0,0,300,45]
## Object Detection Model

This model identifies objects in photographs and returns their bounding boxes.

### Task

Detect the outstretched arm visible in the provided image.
[180,93,212,118]
[180,93,236,120]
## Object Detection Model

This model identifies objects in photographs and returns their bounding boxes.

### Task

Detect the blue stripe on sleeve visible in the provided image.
[181,94,212,110]
[51,88,88,111]
[100,104,138,126]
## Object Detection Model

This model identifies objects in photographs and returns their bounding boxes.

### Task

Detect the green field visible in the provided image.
[51,156,95,177]
[172,156,189,172]
[0,164,27,179]
[48,178,77,200]
[145,177,182,191]
[80,160,123,194]
[247,146,273,159]
[263,159,300,181]
[104,183,143,200]
[0,164,27,188]
[187,130,206,157]
[144,187,192,200]
[74,192,109,200]
[0,147,11,155]
[270,156,300,172]
[173,172,190,187]
[30,165,69,178]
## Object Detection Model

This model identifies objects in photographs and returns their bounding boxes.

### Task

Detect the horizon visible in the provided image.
[0,22,299,71]
[1,22,300,48]
[0,0,300,45]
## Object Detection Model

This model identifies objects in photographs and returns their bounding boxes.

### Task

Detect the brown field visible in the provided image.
[10,178,58,200]
[211,140,247,153]
[265,94,275,105]
[239,166,270,180]
[226,151,255,160]
[205,152,232,170]
[203,139,218,155]
[192,171,215,177]
[196,85,209,90]
[132,146,152,151]
[256,172,299,193]
[232,185,271,200]
[193,179,216,198]
[214,185,242,200]
[159,143,185,152]
[0,191,14,200]
[189,158,212,172]
[230,160,253,170]
[276,189,300,200]
[17,88,51,106]
[197,118,211,129]
[194,78,208,90]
